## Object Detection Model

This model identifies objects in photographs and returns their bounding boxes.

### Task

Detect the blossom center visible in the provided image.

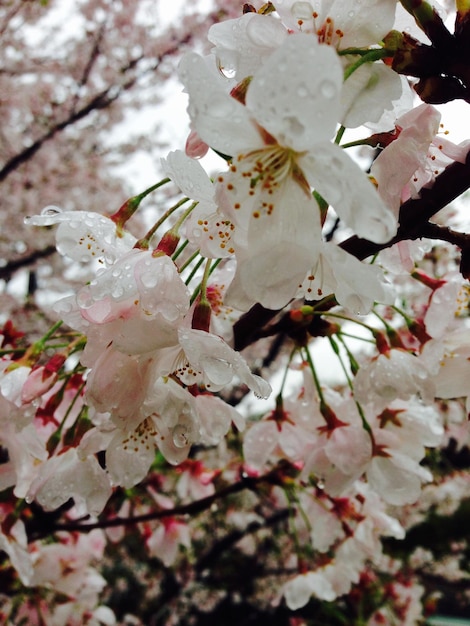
[245,144,296,191]
[289,3,344,47]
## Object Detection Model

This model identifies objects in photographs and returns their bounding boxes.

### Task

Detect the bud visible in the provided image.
[191,297,212,332]
[230,76,252,105]
[372,329,390,355]
[154,230,180,256]
[185,129,209,159]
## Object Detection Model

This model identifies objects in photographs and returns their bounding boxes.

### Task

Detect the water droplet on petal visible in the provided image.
[172,423,191,448]
[216,52,237,79]
[41,205,63,217]
[140,270,159,289]
[200,356,233,386]
[320,80,337,99]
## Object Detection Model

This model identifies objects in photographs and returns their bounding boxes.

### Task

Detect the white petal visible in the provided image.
[243,421,279,469]
[323,243,395,313]
[208,13,287,79]
[246,35,342,151]
[236,242,316,310]
[25,210,135,264]
[107,427,156,487]
[330,0,397,48]
[300,143,397,243]
[341,63,404,128]
[178,52,262,156]
[161,150,215,204]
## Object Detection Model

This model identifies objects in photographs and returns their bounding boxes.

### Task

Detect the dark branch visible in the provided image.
[0,245,56,281]
[27,465,288,540]
[233,150,470,352]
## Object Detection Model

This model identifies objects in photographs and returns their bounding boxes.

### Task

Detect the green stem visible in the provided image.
[199,258,213,303]
[329,335,353,389]
[190,258,222,304]
[134,197,191,250]
[172,239,189,261]
[110,178,171,230]
[303,345,326,406]
[277,347,297,400]
[335,125,346,145]
[343,48,391,81]
[182,251,203,280]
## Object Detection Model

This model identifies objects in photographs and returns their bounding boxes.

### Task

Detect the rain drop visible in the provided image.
[41,205,63,217]
[216,54,237,79]
[172,423,191,448]
[320,80,337,99]
[140,271,159,289]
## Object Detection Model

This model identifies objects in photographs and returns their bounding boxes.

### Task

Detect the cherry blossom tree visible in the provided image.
[1,0,470,624]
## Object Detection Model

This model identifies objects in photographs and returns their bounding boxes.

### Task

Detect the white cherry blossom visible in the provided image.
[354,348,434,413]
[162,150,235,258]
[25,207,135,265]
[179,35,397,309]
[301,242,395,314]
[156,328,272,398]
[27,448,112,517]
[274,0,397,48]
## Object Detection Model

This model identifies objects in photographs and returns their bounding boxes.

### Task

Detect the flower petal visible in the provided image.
[246,34,342,151]
[162,150,215,204]
[208,13,287,80]
[178,52,262,156]
[300,142,397,242]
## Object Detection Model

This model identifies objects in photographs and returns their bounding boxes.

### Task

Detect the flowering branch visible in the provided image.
[27,463,291,540]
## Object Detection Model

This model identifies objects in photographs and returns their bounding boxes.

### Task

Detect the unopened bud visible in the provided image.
[192,298,212,332]
[230,76,252,105]
[154,230,180,256]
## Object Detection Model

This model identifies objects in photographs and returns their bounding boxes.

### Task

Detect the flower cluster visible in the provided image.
[2,0,470,624]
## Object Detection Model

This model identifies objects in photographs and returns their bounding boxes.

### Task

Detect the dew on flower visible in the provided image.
[24,205,64,225]
[216,51,237,79]
[319,80,337,99]
[140,271,159,289]
[172,423,192,448]
[42,205,63,216]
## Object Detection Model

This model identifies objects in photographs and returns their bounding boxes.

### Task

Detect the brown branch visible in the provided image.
[27,464,288,540]
[0,245,56,281]
[341,148,470,260]
[233,151,470,352]
[0,17,201,184]
[68,22,107,116]
[195,508,290,574]
[0,57,143,184]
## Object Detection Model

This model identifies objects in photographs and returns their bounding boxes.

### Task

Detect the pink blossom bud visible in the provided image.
[21,363,61,404]
[185,129,209,159]
[154,230,180,256]
[191,298,212,332]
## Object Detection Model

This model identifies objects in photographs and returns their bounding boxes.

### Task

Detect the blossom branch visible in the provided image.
[341,148,470,260]
[195,508,290,574]
[0,245,56,281]
[233,151,470,352]
[27,464,290,540]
